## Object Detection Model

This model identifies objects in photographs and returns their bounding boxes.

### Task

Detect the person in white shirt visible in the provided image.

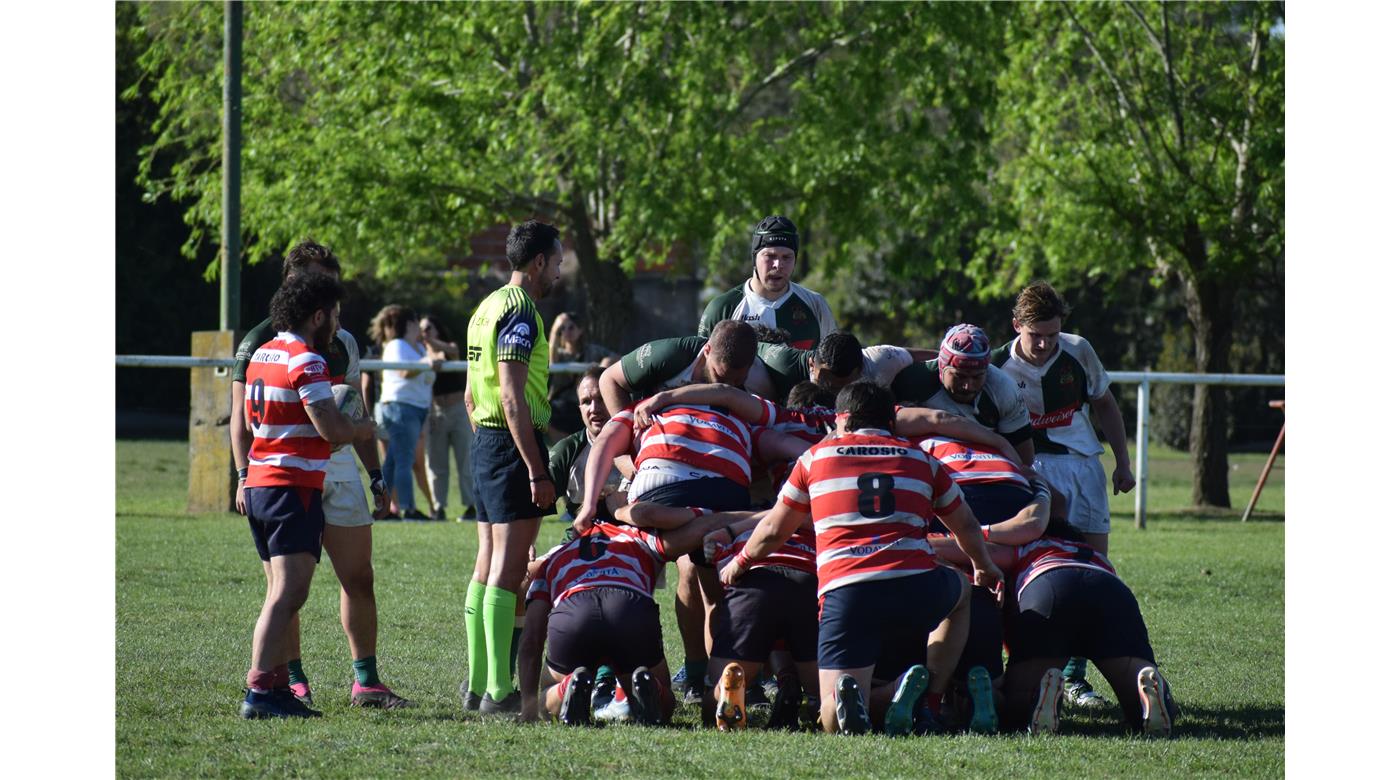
[371,304,443,520]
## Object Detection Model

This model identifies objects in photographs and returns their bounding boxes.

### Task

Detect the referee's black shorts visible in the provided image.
[471,426,550,523]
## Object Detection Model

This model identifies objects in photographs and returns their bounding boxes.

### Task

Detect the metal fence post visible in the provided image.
[1135,377,1150,530]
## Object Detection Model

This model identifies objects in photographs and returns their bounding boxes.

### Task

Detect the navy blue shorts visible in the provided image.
[1006,567,1155,665]
[959,482,1035,526]
[712,567,819,663]
[818,567,964,671]
[471,426,550,524]
[245,485,324,562]
[954,585,1005,680]
[546,587,665,675]
[636,477,750,567]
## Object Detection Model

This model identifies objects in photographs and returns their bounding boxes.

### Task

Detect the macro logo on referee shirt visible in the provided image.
[503,322,534,349]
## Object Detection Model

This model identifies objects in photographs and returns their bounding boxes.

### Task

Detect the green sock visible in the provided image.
[465,581,488,696]
[352,656,380,687]
[685,659,707,687]
[508,624,523,686]
[1063,657,1087,682]
[482,585,518,700]
[288,658,308,686]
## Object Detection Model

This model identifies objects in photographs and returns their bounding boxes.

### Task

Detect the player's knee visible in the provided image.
[339,565,375,599]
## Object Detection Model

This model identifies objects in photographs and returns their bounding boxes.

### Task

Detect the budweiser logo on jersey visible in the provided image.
[1030,404,1078,429]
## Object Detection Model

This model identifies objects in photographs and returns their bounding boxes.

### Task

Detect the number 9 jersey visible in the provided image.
[778,428,965,598]
[244,332,334,490]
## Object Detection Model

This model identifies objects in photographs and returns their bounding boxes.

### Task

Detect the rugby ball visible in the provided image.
[331,384,366,451]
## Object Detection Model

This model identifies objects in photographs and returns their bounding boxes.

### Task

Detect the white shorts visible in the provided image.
[323,478,374,528]
[1032,452,1111,535]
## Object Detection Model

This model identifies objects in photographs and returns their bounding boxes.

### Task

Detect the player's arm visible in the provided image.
[983,477,1052,546]
[1090,390,1135,494]
[633,383,771,427]
[894,407,1020,465]
[350,390,388,513]
[929,536,1020,572]
[517,596,551,722]
[499,359,554,510]
[720,500,808,586]
[305,396,375,445]
[230,380,252,515]
[572,418,634,535]
[934,495,1003,590]
[658,510,767,561]
[599,361,635,417]
[755,429,813,464]
[906,348,939,362]
[1011,433,1035,466]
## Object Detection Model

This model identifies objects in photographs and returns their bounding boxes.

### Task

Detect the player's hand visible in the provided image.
[530,476,557,511]
[368,470,389,515]
[1112,463,1136,494]
[633,393,669,429]
[572,503,598,537]
[972,561,1004,592]
[235,481,248,516]
[702,529,731,564]
[719,559,747,587]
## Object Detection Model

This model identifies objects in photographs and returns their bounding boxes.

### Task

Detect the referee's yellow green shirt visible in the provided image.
[466,285,550,431]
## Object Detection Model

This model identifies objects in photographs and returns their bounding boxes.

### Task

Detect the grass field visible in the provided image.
[116,439,1284,778]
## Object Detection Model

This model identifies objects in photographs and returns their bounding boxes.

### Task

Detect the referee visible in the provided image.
[461,220,563,715]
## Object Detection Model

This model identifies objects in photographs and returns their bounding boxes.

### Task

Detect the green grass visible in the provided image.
[116,439,1284,778]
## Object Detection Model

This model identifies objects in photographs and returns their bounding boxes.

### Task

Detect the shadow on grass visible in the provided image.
[1059,703,1284,739]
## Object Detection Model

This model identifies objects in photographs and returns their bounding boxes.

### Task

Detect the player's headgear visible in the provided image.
[750,215,800,258]
[939,323,990,372]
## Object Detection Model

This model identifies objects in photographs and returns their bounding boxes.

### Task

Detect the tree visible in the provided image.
[129,1,1008,346]
[980,1,1284,507]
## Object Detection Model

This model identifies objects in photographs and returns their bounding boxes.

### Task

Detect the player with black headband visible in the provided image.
[698,215,838,350]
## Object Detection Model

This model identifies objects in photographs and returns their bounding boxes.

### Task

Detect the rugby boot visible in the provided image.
[834,674,871,735]
[630,667,664,726]
[1063,675,1110,709]
[351,681,413,709]
[1029,668,1064,735]
[1137,666,1172,738]
[912,700,948,736]
[459,677,482,713]
[289,681,313,707]
[670,666,688,693]
[592,666,632,722]
[560,668,594,726]
[966,666,999,735]
[764,673,802,731]
[715,663,747,732]
[240,688,321,719]
[884,665,930,737]
[478,689,522,717]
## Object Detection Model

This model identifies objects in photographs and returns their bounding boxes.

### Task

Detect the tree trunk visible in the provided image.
[563,196,634,350]
[1181,271,1234,508]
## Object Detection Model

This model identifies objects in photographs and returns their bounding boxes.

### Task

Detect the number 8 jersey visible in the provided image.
[779,428,965,597]
[244,333,334,490]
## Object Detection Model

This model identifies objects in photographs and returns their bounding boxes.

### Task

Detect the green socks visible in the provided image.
[483,585,518,700]
[352,656,381,687]
[465,580,488,697]
[287,658,308,687]
[1063,656,1087,682]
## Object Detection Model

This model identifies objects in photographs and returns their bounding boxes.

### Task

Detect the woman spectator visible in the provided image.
[370,304,442,520]
[547,312,617,439]
[420,314,475,521]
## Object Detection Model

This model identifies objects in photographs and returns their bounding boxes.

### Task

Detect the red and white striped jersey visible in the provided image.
[915,435,1029,489]
[245,333,334,489]
[755,406,834,485]
[712,522,818,578]
[612,398,779,487]
[527,521,668,607]
[780,428,965,597]
[1011,537,1118,600]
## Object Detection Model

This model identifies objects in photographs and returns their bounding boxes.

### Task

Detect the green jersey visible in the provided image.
[697,280,837,350]
[619,336,708,397]
[466,285,550,431]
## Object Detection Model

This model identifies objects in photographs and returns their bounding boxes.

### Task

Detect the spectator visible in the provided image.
[370,304,442,520]
[421,314,475,522]
[546,312,616,439]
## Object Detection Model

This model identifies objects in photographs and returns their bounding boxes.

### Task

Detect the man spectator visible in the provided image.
[231,241,409,712]
[238,273,377,718]
[698,215,837,349]
[461,219,563,715]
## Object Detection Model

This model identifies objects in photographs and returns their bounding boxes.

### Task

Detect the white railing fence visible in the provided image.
[117,356,1284,529]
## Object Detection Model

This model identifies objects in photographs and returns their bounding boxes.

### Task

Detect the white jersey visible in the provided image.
[918,365,1031,437]
[325,328,364,484]
[712,280,837,349]
[994,332,1110,457]
[860,345,915,387]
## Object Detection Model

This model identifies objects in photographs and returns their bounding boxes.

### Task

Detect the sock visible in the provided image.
[483,585,519,700]
[287,659,308,686]
[1063,657,1087,683]
[684,659,707,688]
[924,690,942,717]
[465,581,488,696]
[273,664,290,689]
[555,673,573,702]
[247,668,276,692]
[353,656,381,687]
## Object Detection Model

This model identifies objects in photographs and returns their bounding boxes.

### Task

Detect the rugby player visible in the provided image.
[516,508,760,726]
[462,220,562,715]
[697,215,837,349]
[930,519,1176,737]
[238,273,378,719]
[231,241,408,710]
[546,366,628,524]
[720,382,1002,736]
[991,281,1135,707]
[757,331,935,403]
[889,323,1036,466]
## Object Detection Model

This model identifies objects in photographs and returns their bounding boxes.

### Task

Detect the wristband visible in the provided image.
[530,476,551,484]
[368,469,383,482]
[725,524,737,542]
[237,467,248,481]
[734,549,754,570]
[981,525,992,540]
